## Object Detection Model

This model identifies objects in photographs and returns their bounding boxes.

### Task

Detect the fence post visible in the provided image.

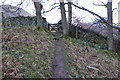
[0,11,3,79]
[76,26,78,38]
[0,12,3,27]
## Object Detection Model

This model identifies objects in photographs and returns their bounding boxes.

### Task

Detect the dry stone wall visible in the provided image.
[3,16,37,27]
[0,12,47,28]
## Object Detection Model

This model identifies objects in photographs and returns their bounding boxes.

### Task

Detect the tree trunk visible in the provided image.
[116,1,120,52]
[68,2,72,34]
[116,30,120,52]
[107,0,114,50]
[34,2,43,27]
[60,1,69,35]
[118,1,120,26]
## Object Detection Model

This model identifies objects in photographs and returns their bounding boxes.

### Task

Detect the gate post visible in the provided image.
[0,10,3,79]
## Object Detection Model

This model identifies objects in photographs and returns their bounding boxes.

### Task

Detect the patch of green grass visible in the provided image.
[33,26,46,32]
[62,35,77,44]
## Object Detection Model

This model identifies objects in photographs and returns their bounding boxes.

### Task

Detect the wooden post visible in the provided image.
[107,0,114,50]
[33,0,43,27]
[0,12,3,27]
[76,26,78,38]
[0,11,3,79]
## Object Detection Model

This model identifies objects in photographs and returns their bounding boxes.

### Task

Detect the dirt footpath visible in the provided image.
[52,33,66,78]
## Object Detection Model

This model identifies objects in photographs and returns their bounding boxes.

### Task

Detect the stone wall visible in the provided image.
[0,12,47,28]
[3,16,36,27]
[69,25,120,51]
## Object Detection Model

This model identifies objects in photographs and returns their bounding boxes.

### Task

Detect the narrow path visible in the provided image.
[52,33,66,78]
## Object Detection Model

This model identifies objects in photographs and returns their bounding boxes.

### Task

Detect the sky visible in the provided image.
[0,0,119,24]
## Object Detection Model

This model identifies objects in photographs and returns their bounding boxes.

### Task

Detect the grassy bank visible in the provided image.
[62,36,119,78]
[2,26,55,78]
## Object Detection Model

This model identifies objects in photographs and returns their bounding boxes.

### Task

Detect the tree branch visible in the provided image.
[97,0,107,6]
[71,3,120,31]
[42,3,68,14]
[112,8,117,12]
[42,5,60,13]
[93,3,107,7]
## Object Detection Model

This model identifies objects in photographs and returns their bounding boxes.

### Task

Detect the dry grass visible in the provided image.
[1,26,120,78]
[62,38,119,78]
[2,26,55,78]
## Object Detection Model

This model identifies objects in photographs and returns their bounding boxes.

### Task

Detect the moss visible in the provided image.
[62,35,76,44]
[33,26,46,32]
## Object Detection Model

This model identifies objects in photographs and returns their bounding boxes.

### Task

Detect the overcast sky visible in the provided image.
[0,0,119,23]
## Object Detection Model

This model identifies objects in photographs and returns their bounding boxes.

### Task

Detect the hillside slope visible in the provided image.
[0,5,32,18]
[2,26,120,78]
[2,26,55,78]
[62,38,119,78]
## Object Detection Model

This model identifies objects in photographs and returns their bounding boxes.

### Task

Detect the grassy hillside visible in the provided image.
[62,38,119,78]
[2,26,120,78]
[2,26,55,78]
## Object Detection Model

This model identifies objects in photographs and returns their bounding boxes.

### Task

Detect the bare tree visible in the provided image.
[59,0,69,35]
[67,0,72,32]
[115,1,120,52]
[107,0,114,50]
[93,0,114,51]
[32,0,43,27]
[72,2,120,51]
